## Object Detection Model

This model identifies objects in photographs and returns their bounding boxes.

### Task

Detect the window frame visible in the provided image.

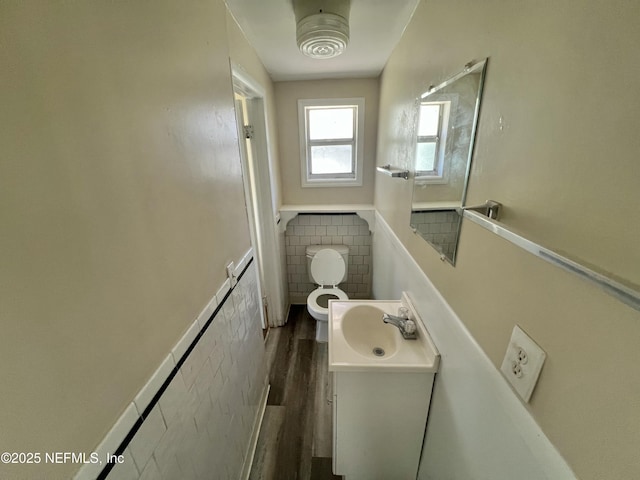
[298,98,365,188]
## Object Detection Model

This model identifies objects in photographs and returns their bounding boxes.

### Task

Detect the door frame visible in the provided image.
[232,63,286,328]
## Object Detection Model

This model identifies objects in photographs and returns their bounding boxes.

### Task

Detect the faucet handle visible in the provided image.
[397,306,410,319]
[404,319,416,334]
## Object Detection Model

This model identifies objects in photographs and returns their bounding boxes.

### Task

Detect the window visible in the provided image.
[298,98,364,187]
[416,101,451,182]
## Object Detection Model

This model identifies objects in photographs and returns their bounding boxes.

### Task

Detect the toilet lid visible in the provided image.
[310,249,346,286]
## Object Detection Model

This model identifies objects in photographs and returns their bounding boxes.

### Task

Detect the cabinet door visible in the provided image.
[332,371,434,479]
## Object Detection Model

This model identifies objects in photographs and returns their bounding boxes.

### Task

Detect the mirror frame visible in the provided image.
[410,58,488,264]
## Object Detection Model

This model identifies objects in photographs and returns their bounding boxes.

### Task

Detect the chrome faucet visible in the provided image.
[382,313,418,340]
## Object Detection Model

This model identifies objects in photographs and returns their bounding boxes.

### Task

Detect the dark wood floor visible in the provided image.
[249,305,342,480]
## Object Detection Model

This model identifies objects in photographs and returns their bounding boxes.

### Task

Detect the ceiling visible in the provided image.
[225,0,421,81]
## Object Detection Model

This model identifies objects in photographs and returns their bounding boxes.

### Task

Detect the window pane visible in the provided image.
[309,108,354,140]
[310,145,353,174]
[418,104,440,136]
[416,142,437,172]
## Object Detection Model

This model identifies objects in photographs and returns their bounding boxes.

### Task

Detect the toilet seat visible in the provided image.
[307,287,349,319]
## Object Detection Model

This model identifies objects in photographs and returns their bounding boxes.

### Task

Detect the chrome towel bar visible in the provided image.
[462,209,640,312]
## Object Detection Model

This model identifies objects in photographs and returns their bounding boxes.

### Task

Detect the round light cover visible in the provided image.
[310,248,346,286]
[297,12,349,59]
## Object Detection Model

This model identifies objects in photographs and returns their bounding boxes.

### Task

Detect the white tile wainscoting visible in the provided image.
[410,209,461,258]
[75,250,269,480]
[372,212,576,480]
[284,213,372,304]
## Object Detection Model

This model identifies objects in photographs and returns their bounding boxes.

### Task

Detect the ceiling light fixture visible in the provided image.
[296,11,350,59]
[294,0,351,60]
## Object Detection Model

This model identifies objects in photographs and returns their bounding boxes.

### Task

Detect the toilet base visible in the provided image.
[315,319,328,343]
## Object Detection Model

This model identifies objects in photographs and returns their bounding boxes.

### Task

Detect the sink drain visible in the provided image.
[372,347,385,357]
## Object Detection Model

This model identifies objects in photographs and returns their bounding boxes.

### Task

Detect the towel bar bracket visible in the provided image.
[376,164,409,180]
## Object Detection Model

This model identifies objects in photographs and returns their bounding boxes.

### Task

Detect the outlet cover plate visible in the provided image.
[500,325,546,403]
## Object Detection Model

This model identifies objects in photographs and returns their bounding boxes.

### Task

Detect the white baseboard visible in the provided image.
[242,383,271,480]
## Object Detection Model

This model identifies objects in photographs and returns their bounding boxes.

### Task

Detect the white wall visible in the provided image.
[372,213,576,480]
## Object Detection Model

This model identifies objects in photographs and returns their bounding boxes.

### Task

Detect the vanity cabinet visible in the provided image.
[329,295,440,479]
[332,370,435,480]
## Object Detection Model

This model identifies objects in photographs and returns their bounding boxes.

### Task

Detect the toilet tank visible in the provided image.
[306,245,349,284]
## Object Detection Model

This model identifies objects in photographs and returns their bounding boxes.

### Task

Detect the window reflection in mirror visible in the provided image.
[410,59,488,264]
[416,100,453,182]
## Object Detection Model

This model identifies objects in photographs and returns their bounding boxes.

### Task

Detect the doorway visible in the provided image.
[232,66,287,331]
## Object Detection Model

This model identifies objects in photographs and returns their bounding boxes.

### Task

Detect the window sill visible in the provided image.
[414,176,447,185]
[302,178,363,188]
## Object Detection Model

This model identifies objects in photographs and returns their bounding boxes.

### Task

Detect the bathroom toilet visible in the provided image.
[306,245,349,342]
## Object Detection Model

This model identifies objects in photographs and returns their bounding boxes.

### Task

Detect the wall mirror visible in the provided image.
[410,58,488,264]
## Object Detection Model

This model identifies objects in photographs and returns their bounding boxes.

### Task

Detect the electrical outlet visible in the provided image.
[500,325,546,403]
[226,261,237,287]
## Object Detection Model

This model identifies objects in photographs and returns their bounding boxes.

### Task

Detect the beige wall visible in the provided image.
[375,1,640,479]
[275,78,379,205]
[0,1,250,477]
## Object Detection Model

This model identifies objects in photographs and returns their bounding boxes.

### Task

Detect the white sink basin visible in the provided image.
[329,296,440,372]
[340,304,401,357]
